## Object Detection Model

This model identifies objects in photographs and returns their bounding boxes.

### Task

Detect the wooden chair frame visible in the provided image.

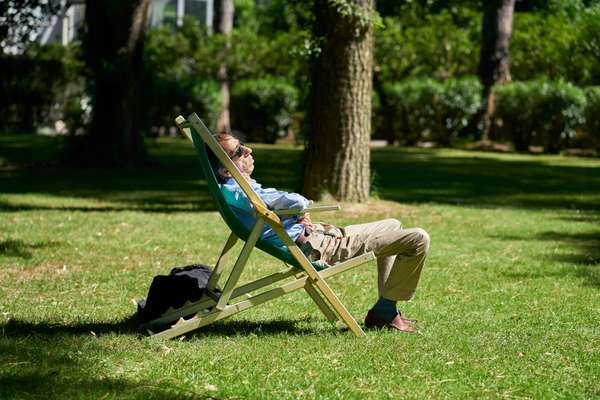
[140,113,375,340]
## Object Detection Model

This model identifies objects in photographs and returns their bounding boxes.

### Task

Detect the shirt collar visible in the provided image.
[224,177,259,188]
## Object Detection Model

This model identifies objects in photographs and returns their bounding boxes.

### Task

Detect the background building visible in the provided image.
[37,0,215,47]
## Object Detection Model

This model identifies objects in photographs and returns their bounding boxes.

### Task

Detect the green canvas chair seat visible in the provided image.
[139,113,376,340]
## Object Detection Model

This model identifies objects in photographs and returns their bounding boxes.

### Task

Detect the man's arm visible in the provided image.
[258,187,310,211]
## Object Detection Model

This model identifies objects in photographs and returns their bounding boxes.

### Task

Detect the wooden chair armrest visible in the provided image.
[275,205,341,216]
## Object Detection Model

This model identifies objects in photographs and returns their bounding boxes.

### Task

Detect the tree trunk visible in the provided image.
[302,0,374,202]
[71,0,150,167]
[477,0,516,140]
[213,0,234,133]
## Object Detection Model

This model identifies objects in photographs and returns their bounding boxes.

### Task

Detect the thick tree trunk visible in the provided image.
[302,0,374,202]
[213,0,234,133]
[477,0,516,140]
[72,0,150,166]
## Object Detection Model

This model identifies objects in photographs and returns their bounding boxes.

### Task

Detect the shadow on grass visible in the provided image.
[556,214,600,224]
[0,318,316,399]
[372,149,600,212]
[0,374,206,400]
[0,315,142,337]
[0,239,61,259]
[1,135,599,213]
[494,230,600,287]
[0,314,206,399]
[0,198,217,213]
[0,315,321,339]
[187,316,320,338]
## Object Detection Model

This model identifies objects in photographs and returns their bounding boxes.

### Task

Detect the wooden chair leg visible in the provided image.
[304,281,337,322]
[215,221,263,310]
[270,225,366,337]
[207,231,238,291]
[310,277,365,336]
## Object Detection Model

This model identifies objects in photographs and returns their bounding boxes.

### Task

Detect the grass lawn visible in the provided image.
[1,135,599,399]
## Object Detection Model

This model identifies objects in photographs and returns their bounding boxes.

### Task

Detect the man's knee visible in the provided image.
[385,218,402,231]
[413,228,430,254]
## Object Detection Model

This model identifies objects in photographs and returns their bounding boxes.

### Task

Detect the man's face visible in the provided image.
[219,135,254,176]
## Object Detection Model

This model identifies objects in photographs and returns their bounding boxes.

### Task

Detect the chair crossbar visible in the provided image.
[275,205,341,216]
[304,281,338,322]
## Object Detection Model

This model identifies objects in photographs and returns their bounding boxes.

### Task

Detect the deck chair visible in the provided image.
[140,113,375,340]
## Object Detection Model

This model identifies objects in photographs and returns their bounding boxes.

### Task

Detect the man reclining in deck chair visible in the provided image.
[212,132,430,334]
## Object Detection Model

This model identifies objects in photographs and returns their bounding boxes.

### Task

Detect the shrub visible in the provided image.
[371,89,383,139]
[142,71,222,135]
[535,81,587,153]
[143,20,222,133]
[584,87,600,151]
[0,53,65,132]
[494,80,587,153]
[434,77,482,146]
[143,18,308,135]
[384,79,441,145]
[230,78,298,143]
[384,77,481,145]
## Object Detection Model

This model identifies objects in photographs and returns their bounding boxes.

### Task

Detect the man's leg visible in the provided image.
[344,219,402,296]
[344,219,430,331]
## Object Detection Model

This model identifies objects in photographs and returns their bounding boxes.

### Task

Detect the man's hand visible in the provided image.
[298,212,312,227]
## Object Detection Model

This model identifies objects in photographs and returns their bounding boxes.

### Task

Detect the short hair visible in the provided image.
[209,132,234,184]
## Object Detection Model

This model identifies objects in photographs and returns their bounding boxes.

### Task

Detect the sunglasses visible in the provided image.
[231,142,246,159]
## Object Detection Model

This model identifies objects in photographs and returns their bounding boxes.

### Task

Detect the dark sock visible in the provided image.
[371,297,398,322]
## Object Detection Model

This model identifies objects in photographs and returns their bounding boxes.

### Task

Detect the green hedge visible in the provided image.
[584,87,600,151]
[142,20,222,133]
[435,78,482,145]
[384,77,481,145]
[230,78,298,143]
[494,80,586,153]
[0,55,66,132]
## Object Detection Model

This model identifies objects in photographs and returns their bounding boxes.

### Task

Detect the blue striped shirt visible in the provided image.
[220,178,309,245]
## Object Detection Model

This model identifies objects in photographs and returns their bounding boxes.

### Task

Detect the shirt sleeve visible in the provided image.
[259,187,310,211]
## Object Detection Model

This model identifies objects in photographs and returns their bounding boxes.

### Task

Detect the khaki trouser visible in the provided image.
[298,219,430,301]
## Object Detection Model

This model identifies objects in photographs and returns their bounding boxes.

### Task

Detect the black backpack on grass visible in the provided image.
[137,264,221,322]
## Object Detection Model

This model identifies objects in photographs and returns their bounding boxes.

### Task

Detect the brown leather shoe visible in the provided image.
[364,309,417,333]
